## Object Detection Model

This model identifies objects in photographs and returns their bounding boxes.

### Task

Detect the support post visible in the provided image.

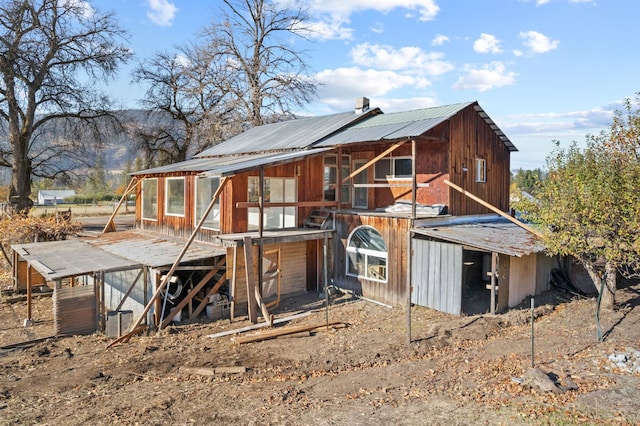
[490,252,497,315]
[26,263,32,321]
[244,236,258,323]
[102,177,139,233]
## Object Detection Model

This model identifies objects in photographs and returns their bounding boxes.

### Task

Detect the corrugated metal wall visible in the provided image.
[411,238,463,315]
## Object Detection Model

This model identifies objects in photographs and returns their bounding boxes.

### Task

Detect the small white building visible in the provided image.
[37,190,76,205]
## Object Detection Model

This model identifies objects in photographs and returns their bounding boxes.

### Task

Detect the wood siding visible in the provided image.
[447,105,511,215]
[332,213,410,306]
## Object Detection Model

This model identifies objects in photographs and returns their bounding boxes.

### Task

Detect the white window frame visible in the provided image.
[248,176,297,230]
[165,177,185,217]
[194,176,221,230]
[374,156,413,180]
[141,178,158,221]
[475,158,487,183]
[346,225,388,283]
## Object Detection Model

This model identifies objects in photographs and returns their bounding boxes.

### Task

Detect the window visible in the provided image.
[346,226,388,283]
[141,178,158,220]
[475,158,486,183]
[323,154,351,204]
[248,176,297,230]
[195,176,221,230]
[352,159,368,209]
[165,177,185,216]
[374,156,412,180]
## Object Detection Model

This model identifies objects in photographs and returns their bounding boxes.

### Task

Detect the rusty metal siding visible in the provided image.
[411,238,462,315]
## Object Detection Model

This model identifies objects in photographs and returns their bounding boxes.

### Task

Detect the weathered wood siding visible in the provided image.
[447,104,511,215]
[229,241,308,313]
[332,213,410,306]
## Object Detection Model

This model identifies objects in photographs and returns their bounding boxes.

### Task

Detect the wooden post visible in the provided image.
[26,263,32,321]
[411,139,417,219]
[230,245,237,321]
[490,252,497,315]
[444,179,543,238]
[243,236,258,323]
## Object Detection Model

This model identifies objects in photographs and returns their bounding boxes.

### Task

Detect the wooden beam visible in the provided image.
[160,258,225,328]
[243,236,258,324]
[235,321,344,344]
[189,271,227,320]
[127,176,230,335]
[205,311,311,339]
[235,200,337,209]
[102,177,139,233]
[443,179,544,238]
[341,140,407,184]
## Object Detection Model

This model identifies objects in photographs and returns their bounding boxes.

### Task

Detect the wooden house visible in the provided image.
[12,98,552,335]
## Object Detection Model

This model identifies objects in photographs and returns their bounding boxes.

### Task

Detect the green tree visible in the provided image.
[518,95,640,312]
[0,0,131,213]
[511,168,545,195]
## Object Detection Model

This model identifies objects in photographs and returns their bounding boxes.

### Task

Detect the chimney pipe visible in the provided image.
[355,97,370,114]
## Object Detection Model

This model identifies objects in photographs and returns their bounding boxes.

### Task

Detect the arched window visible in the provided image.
[346,226,387,283]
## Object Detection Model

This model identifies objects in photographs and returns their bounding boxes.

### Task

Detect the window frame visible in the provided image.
[194,176,221,231]
[345,225,388,283]
[141,178,158,221]
[323,154,351,204]
[247,176,297,230]
[164,176,186,217]
[475,158,487,183]
[352,159,368,209]
[374,156,413,181]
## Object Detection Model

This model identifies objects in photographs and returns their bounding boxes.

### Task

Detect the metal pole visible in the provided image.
[324,235,329,326]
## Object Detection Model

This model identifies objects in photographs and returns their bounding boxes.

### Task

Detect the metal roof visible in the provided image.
[196,110,380,157]
[412,216,543,257]
[315,102,517,152]
[12,230,226,280]
[132,148,330,177]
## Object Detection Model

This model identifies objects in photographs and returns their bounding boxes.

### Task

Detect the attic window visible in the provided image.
[475,158,486,183]
[165,177,185,216]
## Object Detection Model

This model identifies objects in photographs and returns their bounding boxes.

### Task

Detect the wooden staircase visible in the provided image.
[303,210,333,229]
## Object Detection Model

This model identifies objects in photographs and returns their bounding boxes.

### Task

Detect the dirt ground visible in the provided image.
[0,280,639,425]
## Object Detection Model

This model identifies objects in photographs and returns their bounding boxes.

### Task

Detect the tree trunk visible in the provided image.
[584,261,616,310]
[9,135,33,214]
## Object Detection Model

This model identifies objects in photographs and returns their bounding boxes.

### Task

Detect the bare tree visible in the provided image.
[0,0,131,213]
[131,43,236,166]
[205,0,317,127]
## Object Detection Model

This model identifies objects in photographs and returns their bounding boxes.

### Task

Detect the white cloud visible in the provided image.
[350,43,454,76]
[432,34,449,46]
[473,33,503,54]
[62,0,94,19]
[371,22,385,34]
[316,67,428,100]
[306,17,353,40]
[452,61,517,92]
[513,49,523,57]
[146,0,178,27]
[305,0,440,21]
[519,31,559,53]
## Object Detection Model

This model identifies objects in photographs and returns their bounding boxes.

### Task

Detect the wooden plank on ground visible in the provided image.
[205,311,311,339]
[234,321,344,344]
[180,366,246,376]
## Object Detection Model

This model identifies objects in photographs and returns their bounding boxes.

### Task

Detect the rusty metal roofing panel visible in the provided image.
[12,240,138,281]
[412,217,543,257]
[195,110,379,157]
[88,230,226,268]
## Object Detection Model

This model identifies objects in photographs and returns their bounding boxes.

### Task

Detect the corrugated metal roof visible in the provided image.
[132,148,330,177]
[315,102,517,152]
[88,230,226,268]
[12,240,139,280]
[412,216,543,257]
[196,110,379,157]
[12,230,226,280]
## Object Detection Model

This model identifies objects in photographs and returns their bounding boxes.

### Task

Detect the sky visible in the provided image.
[91,0,640,170]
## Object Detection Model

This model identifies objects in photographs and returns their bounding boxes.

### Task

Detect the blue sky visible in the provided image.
[92,0,640,170]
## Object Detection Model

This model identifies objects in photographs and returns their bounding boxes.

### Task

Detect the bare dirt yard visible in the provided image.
[0,280,639,425]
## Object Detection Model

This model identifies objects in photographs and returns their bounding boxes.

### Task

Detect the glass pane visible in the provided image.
[324,166,337,184]
[367,255,387,281]
[142,179,157,220]
[196,177,220,229]
[323,185,335,201]
[283,206,296,228]
[374,159,391,180]
[268,178,284,203]
[284,178,296,202]
[248,177,259,202]
[265,207,281,228]
[341,186,351,203]
[166,178,184,215]
[324,155,336,166]
[348,227,387,252]
[347,250,365,276]
[394,158,412,178]
[354,187,367,208]
[248,208,259,230]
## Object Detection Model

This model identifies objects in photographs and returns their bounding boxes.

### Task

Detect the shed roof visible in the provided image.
[12,230,226,280]
[412,215,542,257]
[131,148,330,177]
[315,102,516,152]
[196,109,380,158]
